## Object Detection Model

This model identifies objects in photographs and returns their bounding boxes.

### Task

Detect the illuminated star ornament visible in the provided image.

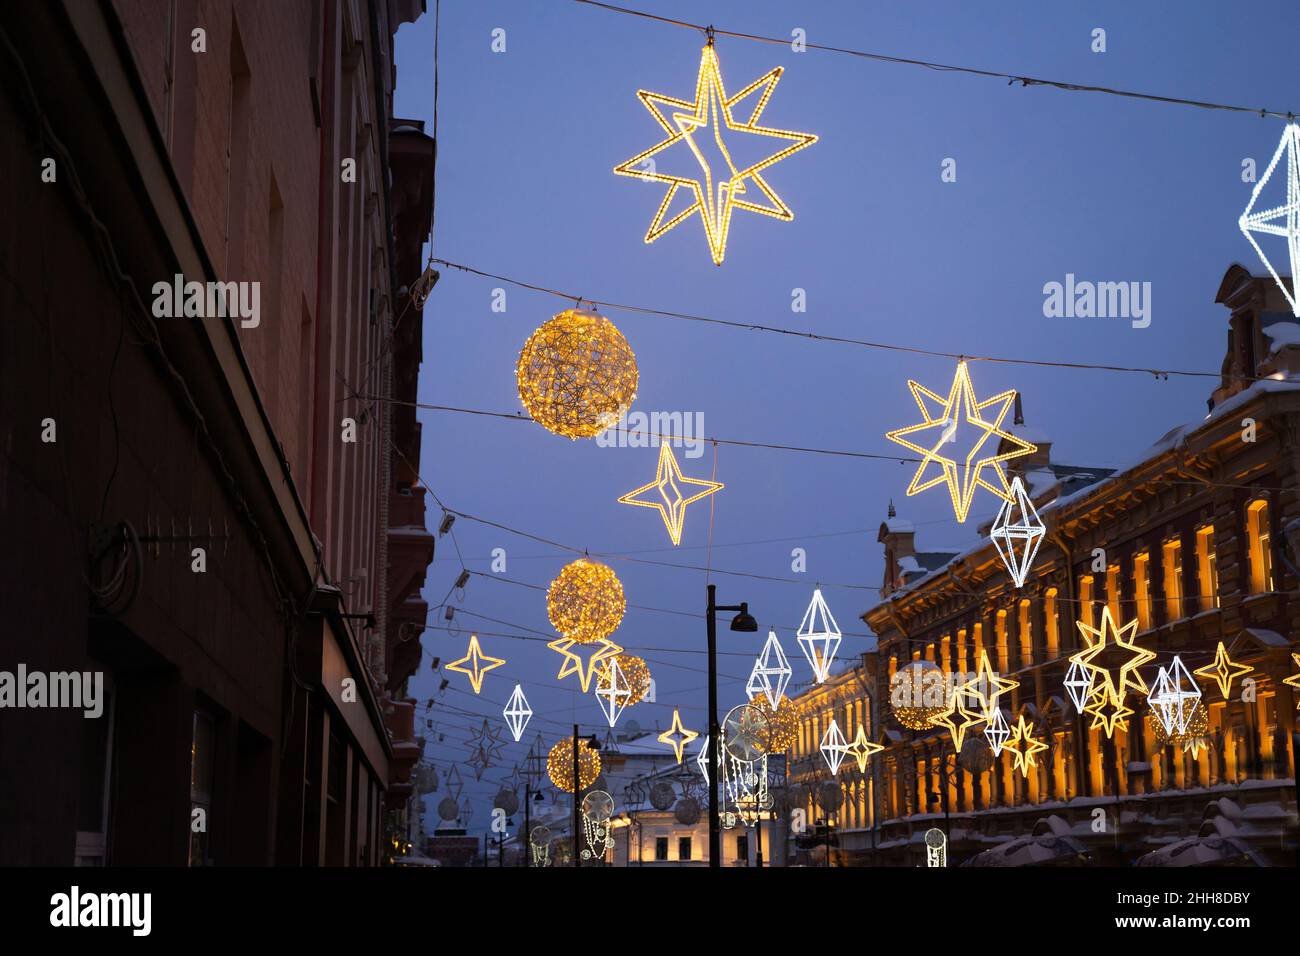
[1239,122,1300,316]
[594,655,632,727]
[885,361,1036,523]
[1193,641,1253,700]
[618,442,722,545]
[797,588,842,683]
[446,634,505,694]
[745,630,793,709]
[819,719,848,776]
[1070,607,1154,738]
[1003,715,1049,777]
[503,683,533,742]
[1284,653,1300,707]
[842,725,883,773]
[659,708,699,763]
[613,39,817,265]
[548,636,623,694]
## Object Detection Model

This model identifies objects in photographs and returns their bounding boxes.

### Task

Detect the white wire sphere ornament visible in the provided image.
[493,788,520,816]
[815,781,843,812]
[648,780,676,811]
[581,789,615,823]
[437,797,460,821]
[674,796,702,826]
[516,308,639,439]
[722,703,770,763]
[529,825,551,847]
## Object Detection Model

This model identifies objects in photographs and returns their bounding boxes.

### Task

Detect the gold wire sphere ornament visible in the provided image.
[516,308,639,439]
[547,558,626,644]
[1148,700,1210,749]
[600,653,651,705]
[752,694,799,752]
[547,735,602,793]
[889,660,949,730]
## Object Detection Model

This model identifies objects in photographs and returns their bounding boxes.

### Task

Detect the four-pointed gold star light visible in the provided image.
[934,676,986,752]
[1193,641,1254,700]
[964,649,1020,719]
[548,636,624,694]
[884,361,1037,523]
[842,724,884,773]
[1069,607,1155,738]
[1003,715,1050,777]
[446,634,506,695]
[659,708,700,764]
[613,40,817,266]
[1284,653,1300,708]
[618,442,723,545]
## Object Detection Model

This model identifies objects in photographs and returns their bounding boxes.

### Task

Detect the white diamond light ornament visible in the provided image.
[1064,658,1095,713]
[594,656,632,727]
[798,589,842,684]
[503,683,533,742]
[1148,654,1202,736]
[1240,123,1300,317]
[696,735,710,784]
[819,718,848,776]
[989,476,1045,588]
[745,630,793,709]
[984,707,1011,756]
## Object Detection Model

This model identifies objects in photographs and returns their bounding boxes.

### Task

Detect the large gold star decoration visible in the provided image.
[613,41,817,266]
[548,636,623,694]
[658,708,699,764]
[963,649,1020,719]
[884,361,1036,523]
[1069,607,1154,738]
[618,442,723,545]
[1003,715,1049,776]
[842,725,884,773]
[1283,653,1300,709]
[445,634,506,695]
[934,676,986,752]
[1193,641,1253,700]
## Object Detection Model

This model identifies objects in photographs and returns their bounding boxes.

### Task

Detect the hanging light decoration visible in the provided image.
[516,308,638,439]
[1148,698,1210,751]
[599,653,652,705]
[547,735,601,793]
[547,558,626,644]
[751,694,798,752]
[1239,122,1300,316]
[889,659,949,730]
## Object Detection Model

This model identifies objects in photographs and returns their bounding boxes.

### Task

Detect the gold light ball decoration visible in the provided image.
[547,735,601,793]
[547,558,626,644]
[600,653,652,705]
[516,308,639,440]
[753,694,799,752]
[1148,700,1210,749]
[889,660,949,730]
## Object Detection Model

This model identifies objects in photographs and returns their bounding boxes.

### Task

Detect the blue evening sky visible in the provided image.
[392,0,1299,831]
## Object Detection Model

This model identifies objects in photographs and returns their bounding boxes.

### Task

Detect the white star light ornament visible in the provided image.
[1147,655,1203,737]
[745,630,793,709]
[990,476,1045,588]
[819,719,848,776]
[797,589,841,684]
[503,683,533,742]
[594,656,633,727]
[1240,123,1300,316]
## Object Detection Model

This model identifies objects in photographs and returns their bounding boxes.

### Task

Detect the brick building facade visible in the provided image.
[0,0,434,865]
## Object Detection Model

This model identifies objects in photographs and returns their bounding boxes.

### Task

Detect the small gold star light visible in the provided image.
[842,725,884,773]
[618,442,723,545]
[934,676,985,752]
[659,708,699,764]
[1070,607,1154,738]
[613,41,817,265]
[1193,641,1253,700]
[1283,653,1300,708]
[1003,715,1049,777]
[548,637,624,694]
[446,634,505,694]
[884,361,1036,523]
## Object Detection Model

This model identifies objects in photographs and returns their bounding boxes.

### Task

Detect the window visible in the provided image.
[1133,552,1151,631]
[1248,500,1275,593]
[75,674,115,866]
[736,833,749,864]
[654,837,668,861]
[1018,599,1033,667]
[1162,539,1184,621]
[678,836,692,861]
[1078,575,1095,631]
[1105,564,1121,622]
[189,710,216,867]
[1044,589,1059,658]
[1196,526,1219,611]
[995,609,1009,672]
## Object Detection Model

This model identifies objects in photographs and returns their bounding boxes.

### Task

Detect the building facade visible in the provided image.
[0,0,434,865]
[786,265,1300,866]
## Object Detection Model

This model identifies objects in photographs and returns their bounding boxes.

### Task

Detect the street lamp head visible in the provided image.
[534,791,545,802]
[586,734,601,750]
[729,603,758,632]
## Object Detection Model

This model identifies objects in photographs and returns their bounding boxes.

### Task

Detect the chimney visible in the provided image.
[877,504,917,598]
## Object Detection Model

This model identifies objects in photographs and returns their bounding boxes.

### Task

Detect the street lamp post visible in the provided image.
[572,724,580,868]
[705,584,758,869]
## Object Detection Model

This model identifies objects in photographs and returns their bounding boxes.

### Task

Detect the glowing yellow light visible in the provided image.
[612,42,817,266]
[751,694,799,752]
[964,649,1019,718]
[547,558,626,644]
[658,708,699,764]
[598,653,652,705]
[1003,715,1049,777]
[889,660,948,730]
[445,634,505,695]
[842,725,884,773]
[884,361,1036,523]
[548,636,623,694]
[1083,692,1134,738]
[516,308,638,440]
[547,735,602,793]
[1070,607,1154,739]
[1193,641,1253,700]
[1284,653,1300,708]
[617,442,723,546]
[1148,698,1209,751]
[933,679,985,752]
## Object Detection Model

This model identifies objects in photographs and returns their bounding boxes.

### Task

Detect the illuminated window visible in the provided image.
[1018,599,1033,667]
[1133,552,1151,631]
[1247,500,1275,593]
[995,609,1009,672]
[1105,564,1121,622]
[1044,589,1060,658]
[1078,575,1095,631]
[956,628,968,675]
[736,833,749,863]
[1196,526,1219,611]
[1162,539,1184,620]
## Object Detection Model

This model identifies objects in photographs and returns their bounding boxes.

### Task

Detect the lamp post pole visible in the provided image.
[523,782,531,868]
[572,723,580,868]
[707,585,720,868]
